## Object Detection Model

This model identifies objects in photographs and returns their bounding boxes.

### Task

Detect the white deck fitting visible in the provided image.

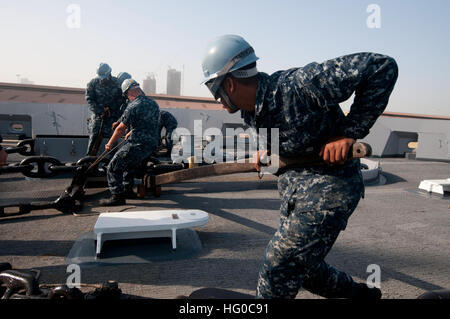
[418,178,450,195]
[360,158,381,182]
[93,210,209,257]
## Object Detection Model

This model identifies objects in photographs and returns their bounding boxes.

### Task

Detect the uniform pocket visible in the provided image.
[280,185,297,218]
[292,190,360,231]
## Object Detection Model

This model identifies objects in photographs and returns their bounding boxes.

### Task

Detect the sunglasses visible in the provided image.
[206,79,240,114]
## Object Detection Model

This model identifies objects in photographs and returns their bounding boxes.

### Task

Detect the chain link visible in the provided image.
[47,163,78,173]
[1,138,178,179]
[0,163,34,175]
[0,156,108,178]
[4,139,35,156]
[0,136,110,178]
[19,156,63,178]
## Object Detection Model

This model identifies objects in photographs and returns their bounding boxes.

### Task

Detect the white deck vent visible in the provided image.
[94,210,209,258]
[418,178,450,195]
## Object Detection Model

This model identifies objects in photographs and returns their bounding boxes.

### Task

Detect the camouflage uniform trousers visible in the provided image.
[106,142,153,195]
[256,161,364,299]
[86,115,117,155]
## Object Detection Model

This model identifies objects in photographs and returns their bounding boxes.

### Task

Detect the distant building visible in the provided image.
[167,68,181,96]
[20,78,34,85]
[142,74,156,95]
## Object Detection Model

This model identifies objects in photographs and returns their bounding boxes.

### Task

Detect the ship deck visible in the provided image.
[0,154,449,299]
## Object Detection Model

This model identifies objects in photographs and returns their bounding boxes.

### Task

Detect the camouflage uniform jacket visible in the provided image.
[119,94,160,149]
[242,52,398,206]
[159,110,178,130]
[242,52,398,158]
[85,76,125,120]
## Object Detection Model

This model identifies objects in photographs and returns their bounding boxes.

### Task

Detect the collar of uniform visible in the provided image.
[239,72,270,127]
[128,93,144,106]
[135,93,146,101]
[254,72,270,118]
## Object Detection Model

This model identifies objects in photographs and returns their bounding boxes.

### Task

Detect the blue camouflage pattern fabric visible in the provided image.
[107,94,160,195]
[119,98,130,117]
[240,52,398,298]
[85,76,125,154]
[117,72,132,117]
[158,110,178,152]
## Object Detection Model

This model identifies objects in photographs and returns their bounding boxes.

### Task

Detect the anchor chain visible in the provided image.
[0,155,109,178]
[0,264,124,300]
[4,139,35,156]
[0,138,109,178]
[0,150,175,179]
[19,156,65,178]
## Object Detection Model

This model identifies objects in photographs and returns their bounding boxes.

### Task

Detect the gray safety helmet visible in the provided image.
[121,78,140,94]
[97,63,112,79]
[117,72,132,85]
[201,35,259,113]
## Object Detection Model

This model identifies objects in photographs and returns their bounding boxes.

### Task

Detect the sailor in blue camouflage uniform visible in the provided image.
[158,110,178,155]
[201,35,398,299]
[116,72,132,114]
[117,72,132,87]
[85,63,124,155]
[100,79,160,206]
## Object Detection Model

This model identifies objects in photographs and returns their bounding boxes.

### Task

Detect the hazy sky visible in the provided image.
[1,0,449,116]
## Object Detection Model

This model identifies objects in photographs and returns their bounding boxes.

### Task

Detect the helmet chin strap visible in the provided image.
[217,87,240,114]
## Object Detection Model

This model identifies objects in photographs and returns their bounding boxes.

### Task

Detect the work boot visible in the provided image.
[123,187,137,199]
[351,283,382,299]
[99,194,126,206]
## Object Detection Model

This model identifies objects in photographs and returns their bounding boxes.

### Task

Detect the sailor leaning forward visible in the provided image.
[201,34,398,299]
[100,79,160,206]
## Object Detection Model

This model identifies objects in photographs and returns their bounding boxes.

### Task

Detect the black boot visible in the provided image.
[99,194,126,206]
[351,283,382,299]
[123,187,137,199]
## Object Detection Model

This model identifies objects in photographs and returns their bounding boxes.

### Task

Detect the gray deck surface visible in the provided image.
[0,156,449,299]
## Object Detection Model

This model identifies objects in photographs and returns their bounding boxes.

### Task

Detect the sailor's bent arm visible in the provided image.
[300,53,398,139]
[106,122,128,151]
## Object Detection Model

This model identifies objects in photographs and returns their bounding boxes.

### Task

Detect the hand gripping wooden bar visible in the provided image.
[274,141,372,168]
[148,142,372,187]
